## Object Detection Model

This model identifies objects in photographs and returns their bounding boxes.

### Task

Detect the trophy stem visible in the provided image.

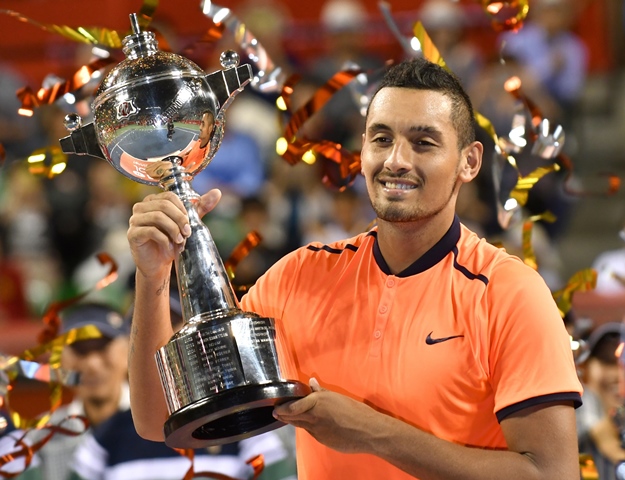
[159,162,240,323]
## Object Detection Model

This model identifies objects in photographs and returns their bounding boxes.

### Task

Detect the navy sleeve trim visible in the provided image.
[496,392,582,422]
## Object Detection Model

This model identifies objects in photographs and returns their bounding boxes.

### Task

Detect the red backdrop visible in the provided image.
[0,0,616,88]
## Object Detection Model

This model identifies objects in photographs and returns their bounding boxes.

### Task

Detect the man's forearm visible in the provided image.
[360,405,578,480]
[128,268,174,441]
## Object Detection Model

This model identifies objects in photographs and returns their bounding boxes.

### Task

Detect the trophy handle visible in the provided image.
[59,119,106,160]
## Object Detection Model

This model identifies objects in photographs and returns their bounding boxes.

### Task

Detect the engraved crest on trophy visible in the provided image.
[60,13,309,449]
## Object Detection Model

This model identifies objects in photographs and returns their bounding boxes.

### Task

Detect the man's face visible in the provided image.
[61,336,129,404]
[199,112,215,148]
[585,358,621,410]
[361,87,469,224]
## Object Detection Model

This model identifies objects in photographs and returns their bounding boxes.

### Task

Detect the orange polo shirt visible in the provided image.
[241,216,582,480]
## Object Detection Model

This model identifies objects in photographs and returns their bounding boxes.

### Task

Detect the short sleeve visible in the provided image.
[486,258,582,420]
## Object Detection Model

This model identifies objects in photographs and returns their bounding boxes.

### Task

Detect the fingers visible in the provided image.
[274,395,317,419]
[273,392,322,431]
[197,189,222,218]
[129,192,191,246]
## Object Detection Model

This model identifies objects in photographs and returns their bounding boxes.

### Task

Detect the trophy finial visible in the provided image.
[122,13,158,59]
[129,13,141,35]
[63,113,83,132]
[220,50,240,69]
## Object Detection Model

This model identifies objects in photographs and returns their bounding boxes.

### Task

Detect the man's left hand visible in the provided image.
[273,378,380,454]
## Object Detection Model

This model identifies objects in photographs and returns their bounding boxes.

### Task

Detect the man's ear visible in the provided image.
[458,141,483,183]
[361,133,366,175]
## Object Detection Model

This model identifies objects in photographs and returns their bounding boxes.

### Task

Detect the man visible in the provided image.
[75,284,294,480]
[183,110,215,172]
[577,323,625,480]
[126,57,582,479]
[35,302,131,479]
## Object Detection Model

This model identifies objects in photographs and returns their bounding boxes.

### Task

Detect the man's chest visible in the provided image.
[281,272,492,420]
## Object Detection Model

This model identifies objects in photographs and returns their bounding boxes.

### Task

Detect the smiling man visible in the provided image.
[126,57,582,479]
[36,303,130,480]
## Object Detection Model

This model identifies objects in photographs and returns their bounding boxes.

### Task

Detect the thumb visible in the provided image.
[197,189,222,217]
[309,377,323,392]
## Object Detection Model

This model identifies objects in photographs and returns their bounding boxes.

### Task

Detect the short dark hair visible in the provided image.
[368,57,476,149]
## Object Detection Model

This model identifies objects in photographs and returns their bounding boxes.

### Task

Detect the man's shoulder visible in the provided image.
[457,224,525,274]
[269,230,374,273]
[301,230,374,254]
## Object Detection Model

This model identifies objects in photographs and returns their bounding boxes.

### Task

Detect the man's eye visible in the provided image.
[372,136,391,143]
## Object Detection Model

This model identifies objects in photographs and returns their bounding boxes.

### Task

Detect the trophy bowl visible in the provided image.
[60,13,310,448]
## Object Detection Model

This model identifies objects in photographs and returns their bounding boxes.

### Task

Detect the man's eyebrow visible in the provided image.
[368,122,391,132]
[368,123,443,137]
[408,125,442,136]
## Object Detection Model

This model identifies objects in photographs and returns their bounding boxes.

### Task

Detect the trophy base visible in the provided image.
[163,380,310,448]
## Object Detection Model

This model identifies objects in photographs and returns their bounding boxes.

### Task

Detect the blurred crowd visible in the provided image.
[0,0,601,317]
[1,0,625,477]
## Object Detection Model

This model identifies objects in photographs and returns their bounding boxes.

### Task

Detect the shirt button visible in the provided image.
[379,305,388,314]
[386,278,395,288]
[374,330,382,339]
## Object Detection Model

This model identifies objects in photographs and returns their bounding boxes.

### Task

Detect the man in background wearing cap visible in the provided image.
[63,289,296,480]
[35,302,131,480]
[577,322,625,480]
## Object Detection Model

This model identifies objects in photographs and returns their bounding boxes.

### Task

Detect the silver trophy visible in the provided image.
[60,13,309,448]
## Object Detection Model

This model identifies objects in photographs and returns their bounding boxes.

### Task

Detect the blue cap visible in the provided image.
[61,303,129,339]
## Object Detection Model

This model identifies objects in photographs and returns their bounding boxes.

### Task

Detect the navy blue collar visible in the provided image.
[371,215,461,277]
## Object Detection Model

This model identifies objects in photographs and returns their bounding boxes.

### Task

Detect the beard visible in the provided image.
[369,170,460,223]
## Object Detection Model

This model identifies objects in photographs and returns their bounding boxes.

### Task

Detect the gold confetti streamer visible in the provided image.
[552,269,597,318]
[1,0,158,48]
[521,212,556,270]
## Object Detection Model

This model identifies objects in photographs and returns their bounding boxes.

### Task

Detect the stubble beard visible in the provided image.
[370,171,461,223]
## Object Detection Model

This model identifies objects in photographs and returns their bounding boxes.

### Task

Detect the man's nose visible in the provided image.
[81,351,106,370]
[383,140,412,172]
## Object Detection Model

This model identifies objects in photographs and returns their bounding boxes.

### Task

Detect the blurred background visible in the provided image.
[0,0,624,406]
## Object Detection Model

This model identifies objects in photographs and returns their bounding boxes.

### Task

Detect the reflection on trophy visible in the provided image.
[59,13,310,448]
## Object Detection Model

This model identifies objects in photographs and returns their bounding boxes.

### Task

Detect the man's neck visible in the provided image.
[376,212,455,275]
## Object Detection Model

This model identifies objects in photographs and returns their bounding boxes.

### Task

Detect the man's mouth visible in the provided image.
[380,180,417,190]
[383,181,417,190]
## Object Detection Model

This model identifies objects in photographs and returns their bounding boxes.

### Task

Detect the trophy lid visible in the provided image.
[94,14,208,110]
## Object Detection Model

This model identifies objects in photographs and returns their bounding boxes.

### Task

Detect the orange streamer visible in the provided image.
[224,231,262,280]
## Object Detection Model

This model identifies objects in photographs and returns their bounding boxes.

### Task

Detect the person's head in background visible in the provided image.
[319,0,369,63]
[532,0,582,36]
[60,303,129,426]
[579,322,625,412]
[418,0,465,56]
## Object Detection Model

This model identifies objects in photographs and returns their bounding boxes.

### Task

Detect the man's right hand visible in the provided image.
[127,189,222,278]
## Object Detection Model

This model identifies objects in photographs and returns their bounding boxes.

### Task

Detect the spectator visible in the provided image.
[35,303,131,480]
[64,288,297,480]
[499,0,588,117]
[418,0,483,90]
[577,322,625,480]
